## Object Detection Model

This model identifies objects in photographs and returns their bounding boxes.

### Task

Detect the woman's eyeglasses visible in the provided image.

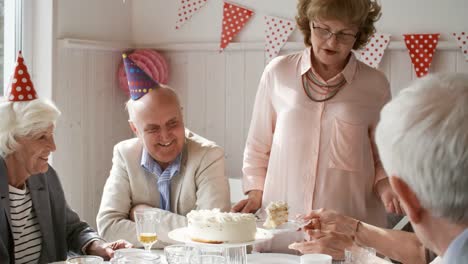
[312,23,358,44]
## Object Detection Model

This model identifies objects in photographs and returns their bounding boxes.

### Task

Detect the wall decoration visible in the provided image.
[404,34,440,78]
[263,15,295,62]
[356,33,391,68]
[118,49,169,95]
[451,31,468,61]
[219,2,254,51]
[175,0,209,30]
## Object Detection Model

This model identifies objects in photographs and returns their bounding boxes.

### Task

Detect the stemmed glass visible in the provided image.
[134,209,161,252]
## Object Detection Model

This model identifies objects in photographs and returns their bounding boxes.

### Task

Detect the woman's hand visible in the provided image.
[85,239,133,260]
[231,190,263,213]
[289,230,353,260]
[376,179,404,215]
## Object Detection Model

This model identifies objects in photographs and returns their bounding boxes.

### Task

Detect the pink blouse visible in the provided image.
[243,48,391,251]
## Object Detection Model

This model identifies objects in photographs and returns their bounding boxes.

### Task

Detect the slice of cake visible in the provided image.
[263,201,288,229]
[187,209,257,243]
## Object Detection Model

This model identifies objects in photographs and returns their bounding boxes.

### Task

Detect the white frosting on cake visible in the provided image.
[263,201,288,229]
[187,209,256,243]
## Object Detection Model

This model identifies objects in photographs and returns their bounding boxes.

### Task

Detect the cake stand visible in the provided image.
[168,227,273,264]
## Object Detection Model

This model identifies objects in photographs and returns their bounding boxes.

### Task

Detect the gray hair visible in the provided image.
[0,97,61,157]
[376,73,468,223]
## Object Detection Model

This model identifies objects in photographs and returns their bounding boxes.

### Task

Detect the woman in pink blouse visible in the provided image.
[232,0,402,253]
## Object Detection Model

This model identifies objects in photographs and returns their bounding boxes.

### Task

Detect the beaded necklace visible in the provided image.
[301,69,346,102]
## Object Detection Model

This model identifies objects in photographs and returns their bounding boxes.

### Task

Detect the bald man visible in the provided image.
[97,85,231,248]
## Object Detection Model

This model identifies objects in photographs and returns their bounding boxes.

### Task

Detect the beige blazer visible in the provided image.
[96,129,231,248]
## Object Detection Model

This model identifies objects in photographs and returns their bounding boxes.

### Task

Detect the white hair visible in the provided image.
[0,97,61,157]
[376,73,468,223]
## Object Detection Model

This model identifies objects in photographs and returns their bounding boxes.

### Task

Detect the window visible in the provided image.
[0,0,4,95]
[2,0,23,95]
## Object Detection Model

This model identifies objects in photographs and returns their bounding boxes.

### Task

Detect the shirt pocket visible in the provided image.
[328,117,366,172]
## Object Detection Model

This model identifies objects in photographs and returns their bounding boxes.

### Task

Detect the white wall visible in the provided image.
[56,0,132,42]
[132,0,468,44]
[46,0,468,228]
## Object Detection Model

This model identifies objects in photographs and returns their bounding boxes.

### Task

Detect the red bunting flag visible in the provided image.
[451,31,468,61]
[404,34,440,78]
[264,15,295,62]
[219,2,254,51]
[175,0,209,30]
[357,33,391,68]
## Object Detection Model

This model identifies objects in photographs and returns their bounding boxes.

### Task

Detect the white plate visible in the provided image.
[168,227,273,248]
[247,253,299,264]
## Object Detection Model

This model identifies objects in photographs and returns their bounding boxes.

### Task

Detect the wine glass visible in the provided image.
[134,209,161,252]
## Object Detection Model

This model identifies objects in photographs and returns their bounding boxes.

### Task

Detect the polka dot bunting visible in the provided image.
[175,0,209,30]
[357,33,391,68]
[219,2,254,51]
[8,51,38,102]
[451,31,468,61]
[264,15,296,63]
[404,34,440,78]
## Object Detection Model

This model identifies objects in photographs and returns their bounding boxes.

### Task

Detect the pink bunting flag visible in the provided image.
[175,0,209,30]
[219,2,254,51]
[264,15,296,62]
[451,31,468,61]
[357,33,391,68]
[404,34,440,78]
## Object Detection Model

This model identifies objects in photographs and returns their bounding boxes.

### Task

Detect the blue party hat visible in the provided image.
[122,53,160,100]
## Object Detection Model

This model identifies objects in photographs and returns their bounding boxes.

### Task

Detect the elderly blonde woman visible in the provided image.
[232,0,400,253]
[0,53,131,263]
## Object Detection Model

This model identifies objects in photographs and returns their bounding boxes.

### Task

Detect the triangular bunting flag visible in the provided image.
[264,15,296,62]
[175,0,209,30]
[357,33,391,68]
[404,34,440,78]
[451,31,468,61]
[219,2,254,51]
[8,51,38,102]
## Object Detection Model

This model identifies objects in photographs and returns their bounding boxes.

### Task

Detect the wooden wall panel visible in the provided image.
[56,41,468,227]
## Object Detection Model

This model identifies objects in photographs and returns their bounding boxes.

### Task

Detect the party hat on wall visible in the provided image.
[122,53,160,100]
[8,51,38,101]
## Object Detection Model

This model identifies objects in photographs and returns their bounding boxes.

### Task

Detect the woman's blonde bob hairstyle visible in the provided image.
[0,97,61,157]
[296,0,382,50]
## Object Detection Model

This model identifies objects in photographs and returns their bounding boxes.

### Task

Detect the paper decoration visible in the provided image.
[357,33,391,68]
[451,31,468,61]
[219,2,254,51]
[404,34,440,78]
[264,15,295,62]
[175,0,209,30]
[8,51,38,102]
[118,49,169,96]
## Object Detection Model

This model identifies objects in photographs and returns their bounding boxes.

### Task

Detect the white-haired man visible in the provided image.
[375,73,468,263]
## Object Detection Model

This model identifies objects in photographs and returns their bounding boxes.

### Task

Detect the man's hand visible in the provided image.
[289,230,353,260]
[302,208,359,236]
[129,204,154,221]
[85,239,133,260]
[231,190,263,213]
[376,179,404,215]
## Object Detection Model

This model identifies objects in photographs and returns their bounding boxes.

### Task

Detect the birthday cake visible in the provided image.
[187,209,257,243]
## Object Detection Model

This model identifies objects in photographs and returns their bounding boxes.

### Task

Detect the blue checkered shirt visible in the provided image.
[141,149,182,211]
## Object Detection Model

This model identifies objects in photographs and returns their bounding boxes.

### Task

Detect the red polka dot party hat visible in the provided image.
[8,51,38,102]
